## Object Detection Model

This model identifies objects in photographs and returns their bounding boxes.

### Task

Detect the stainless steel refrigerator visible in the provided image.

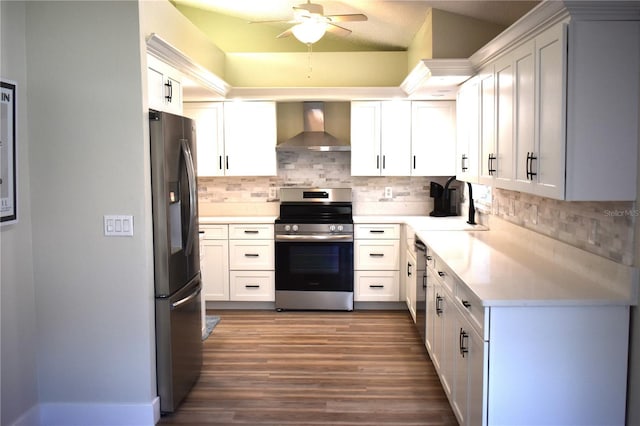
[149,109,202,413]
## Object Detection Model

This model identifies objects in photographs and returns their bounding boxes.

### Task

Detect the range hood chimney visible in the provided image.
[276,102,350,152]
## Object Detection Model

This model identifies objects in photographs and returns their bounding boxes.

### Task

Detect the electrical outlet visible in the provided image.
[268,187,277,200]
[509,198,516,216]
[531,205,538,225]
[384,187,393,199]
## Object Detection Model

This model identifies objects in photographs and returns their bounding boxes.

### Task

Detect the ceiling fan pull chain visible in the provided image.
[307,43,313,79]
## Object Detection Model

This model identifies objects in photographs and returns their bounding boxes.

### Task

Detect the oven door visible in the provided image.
[275,238,353,292]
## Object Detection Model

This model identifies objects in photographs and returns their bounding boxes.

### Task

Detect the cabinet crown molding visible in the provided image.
[470,0,640,69]
[146,33,231,99]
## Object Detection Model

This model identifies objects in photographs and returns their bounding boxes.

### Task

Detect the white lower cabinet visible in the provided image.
[451,302,486,426]
[229,270,275,301]
[354,224,401,302]
[405,248,417,322]
[228,224,274,302]
[200,225,229,301]
[425,242,628,426]
[200,223,274,302]
[229,240,274,270]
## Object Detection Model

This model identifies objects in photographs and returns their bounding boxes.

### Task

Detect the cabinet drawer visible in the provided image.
[354,224,401,239]
[230,271,274,301]
[355,270,399,301]
[200,224,228,240]
[432,254,455,294]
[229,240,274,270]
[229,224,274,240]
[355,240,400,270]
[455,281,485,336]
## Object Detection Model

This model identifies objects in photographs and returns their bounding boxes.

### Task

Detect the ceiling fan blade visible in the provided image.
[276,28,294,38]
[249,19,297,24]
[326,22,352,37]
[293,2,324,16]
[327,13,368,23]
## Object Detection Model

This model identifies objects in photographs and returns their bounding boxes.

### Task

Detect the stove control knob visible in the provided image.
[329,225,336,232]
[292,225,299,232]
[284,225,291,232]
[337,225,344,232]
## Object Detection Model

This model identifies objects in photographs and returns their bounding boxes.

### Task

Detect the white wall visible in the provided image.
[24,0,157,422]
[0,1,39,425]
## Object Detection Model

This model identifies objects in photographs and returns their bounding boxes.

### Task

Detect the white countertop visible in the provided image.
[200,214,487,231]
[418,229,638,307]
[200,216,278,224]
[353,215,487,231]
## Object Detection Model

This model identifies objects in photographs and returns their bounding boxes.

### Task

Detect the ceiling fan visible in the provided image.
[250,1,368,44]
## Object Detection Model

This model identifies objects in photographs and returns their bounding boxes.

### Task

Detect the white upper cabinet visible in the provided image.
[493,54,515,187]
[478,65,496,185]
[512,40,536,192]
[473,16,639,201]
[351,101,381,176]
[456,78,480,183]
[224,101,277,176]
[184,101,277,177]
[563,20,639,201]
[531,23,565,199]
[351,101,411,176]
[411,101,457,177]
[147,54,183,115]
[183,103,224,177]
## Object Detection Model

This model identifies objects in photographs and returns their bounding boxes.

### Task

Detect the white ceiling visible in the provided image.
[173,0,540,52]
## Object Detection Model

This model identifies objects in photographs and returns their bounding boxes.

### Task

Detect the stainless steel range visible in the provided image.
[275,188,354,311]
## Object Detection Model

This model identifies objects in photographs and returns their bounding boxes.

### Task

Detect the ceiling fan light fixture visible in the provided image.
[291,20,327,44]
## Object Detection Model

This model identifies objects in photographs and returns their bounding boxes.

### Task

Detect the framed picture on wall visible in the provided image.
[1,79,17,225]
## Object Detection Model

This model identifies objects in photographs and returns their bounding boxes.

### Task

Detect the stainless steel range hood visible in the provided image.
[276,102,350,152]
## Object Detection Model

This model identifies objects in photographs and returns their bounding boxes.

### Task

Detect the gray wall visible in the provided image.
[25,0,156,411]
[0,2,39,424]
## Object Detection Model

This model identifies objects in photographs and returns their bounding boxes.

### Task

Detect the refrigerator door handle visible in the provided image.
[180,139,197,256]
[171,284,202,310]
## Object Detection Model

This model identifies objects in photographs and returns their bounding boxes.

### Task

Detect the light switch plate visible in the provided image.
[104,215,134,237]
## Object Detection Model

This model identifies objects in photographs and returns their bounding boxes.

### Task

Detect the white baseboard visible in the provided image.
[12,398,160,426]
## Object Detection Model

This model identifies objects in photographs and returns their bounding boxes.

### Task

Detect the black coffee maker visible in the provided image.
[429,176,458,217]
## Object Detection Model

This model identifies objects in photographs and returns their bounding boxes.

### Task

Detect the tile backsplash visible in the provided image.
[197,151,456,216]
[197,150,635,266]
[492,188,636,266]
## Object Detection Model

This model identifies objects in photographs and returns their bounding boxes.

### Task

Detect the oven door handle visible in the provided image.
[275,234,354,243]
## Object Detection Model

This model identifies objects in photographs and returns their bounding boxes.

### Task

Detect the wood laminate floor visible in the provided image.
[159,310,457,425]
